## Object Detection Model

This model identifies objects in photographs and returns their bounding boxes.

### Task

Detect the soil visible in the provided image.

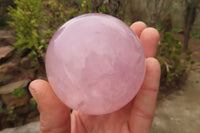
[151,34,200,133]
[174,33,200,63]
[152,69,200,133]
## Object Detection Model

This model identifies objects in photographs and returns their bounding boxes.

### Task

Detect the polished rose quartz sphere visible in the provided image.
[45,13,145,115]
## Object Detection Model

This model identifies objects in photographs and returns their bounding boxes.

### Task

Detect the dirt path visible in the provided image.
[151,63,200,133]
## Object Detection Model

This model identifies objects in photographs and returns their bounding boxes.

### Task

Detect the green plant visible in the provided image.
[12,88,25,98]
[190,29,200,38]
[157,24,164,32]
[6,107,17,121]
[70,8,77,18]
[0,107,17,121]
[117,10,124,19]
[81,0,87,13]
[41,0,70,45]
[157,32,192,90]
[87,0,93,13]
[172,25,181,33]
[100,5,107,13]
[29,99,37,109]
[79,0,93,14]
[8,0,46,67]
[124,20,131,26]
[0,108,7,114]
[42,1,66,30]
[118,11,124,17]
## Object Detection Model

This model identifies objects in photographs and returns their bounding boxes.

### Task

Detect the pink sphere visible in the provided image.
[45,13,145,115]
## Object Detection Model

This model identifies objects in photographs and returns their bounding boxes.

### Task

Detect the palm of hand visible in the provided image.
[72,102,133,133]
[30,22,160,133]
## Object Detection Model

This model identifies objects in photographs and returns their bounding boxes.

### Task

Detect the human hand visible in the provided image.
[29,21,160,133]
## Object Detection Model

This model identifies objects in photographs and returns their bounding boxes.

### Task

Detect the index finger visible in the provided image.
[131,22,160,58]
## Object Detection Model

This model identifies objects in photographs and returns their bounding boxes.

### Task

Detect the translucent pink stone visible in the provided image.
[45,13,145,115]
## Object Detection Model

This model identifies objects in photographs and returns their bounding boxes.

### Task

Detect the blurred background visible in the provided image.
[0,0,200,133]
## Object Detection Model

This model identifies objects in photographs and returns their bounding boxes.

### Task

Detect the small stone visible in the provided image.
[0,46,15,63]
[0,30,13,40]
[14,105,30,115]
[0,30,15,47]
[25,115,40,124]
[1,94,29,108]
[0,59,19,75]
[0,80,29,95]
[0,74,13,86]
[25,110,39,123]
[0,121,40,133]
[0,80,30,108]
[14,118,24,127]
[20,56,32,69]
[0,61,20,86]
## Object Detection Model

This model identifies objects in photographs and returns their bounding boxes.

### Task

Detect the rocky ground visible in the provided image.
[0,30,41,130]
[0,121,39,133]
[151,68,200,133]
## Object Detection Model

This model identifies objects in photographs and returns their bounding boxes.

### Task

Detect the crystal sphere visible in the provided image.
[45,13,145,115]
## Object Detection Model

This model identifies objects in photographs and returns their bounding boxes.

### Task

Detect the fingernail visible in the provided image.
[29,81,39,101]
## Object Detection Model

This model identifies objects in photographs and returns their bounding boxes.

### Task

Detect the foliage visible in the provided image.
[12,88,25,98]
[42,0,67,40]
[100,5,107,13]
[190,29,200,38]
[70,8,78,18]
[8,0,46,67]
[81,0,88,13]
[79,0,93,14]
[118,10,124,19]
[157,32,193,90]
[6,107,17,121]
[77,0,125,18]
[0,106,17,121]
[29,99,37,109]
[157,24,164,32]
[7,0,196,91]
[124,20,131,26]
[172,26,181,33]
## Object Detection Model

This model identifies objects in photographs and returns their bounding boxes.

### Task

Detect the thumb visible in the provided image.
[29,79,71,133]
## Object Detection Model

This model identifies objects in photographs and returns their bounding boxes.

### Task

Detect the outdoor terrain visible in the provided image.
[152,69,200,133]
[0,0,200,132]
[0,34,199,133]
[151,34,200,133]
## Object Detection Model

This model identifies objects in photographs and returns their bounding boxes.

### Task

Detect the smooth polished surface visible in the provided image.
[45,13,145,115]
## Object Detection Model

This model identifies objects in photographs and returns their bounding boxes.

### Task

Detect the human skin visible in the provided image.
[29,21,161,133]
